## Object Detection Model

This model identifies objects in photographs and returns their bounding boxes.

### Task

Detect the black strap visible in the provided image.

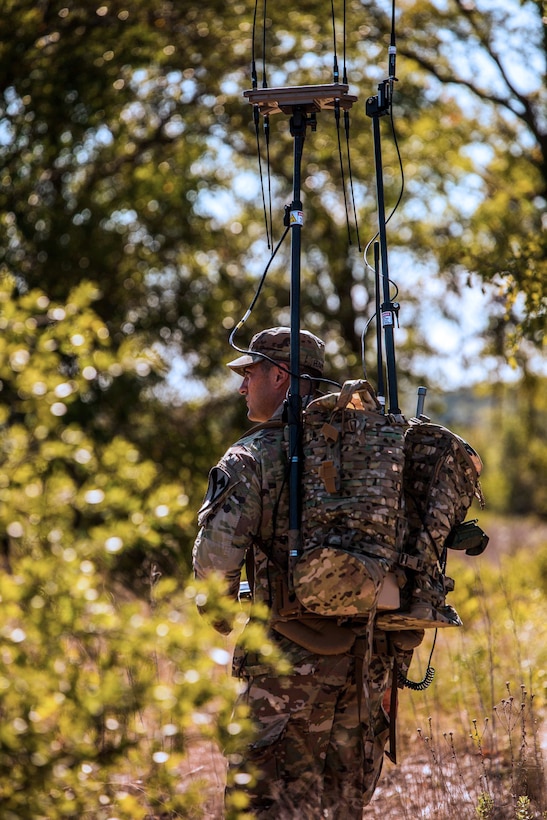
[353,636,367,722]
[385,656,398,764]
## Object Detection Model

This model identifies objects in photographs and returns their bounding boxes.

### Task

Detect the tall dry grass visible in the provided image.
[176,516,547,819]
[366,515,547,819]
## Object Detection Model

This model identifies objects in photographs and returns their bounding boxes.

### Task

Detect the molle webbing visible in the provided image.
[403,421,483,569]
[294,380,407,617]
[301,382,406,557]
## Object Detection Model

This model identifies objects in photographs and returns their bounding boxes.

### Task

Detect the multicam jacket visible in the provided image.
[193,406,320,674]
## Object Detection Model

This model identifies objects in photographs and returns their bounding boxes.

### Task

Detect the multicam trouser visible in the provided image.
[225,652,392,820]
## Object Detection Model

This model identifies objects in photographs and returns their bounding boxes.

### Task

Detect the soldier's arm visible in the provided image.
[192,446,261,630]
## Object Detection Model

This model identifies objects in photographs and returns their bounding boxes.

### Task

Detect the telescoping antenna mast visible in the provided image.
[366,9,401,415]
[243,83,357,563]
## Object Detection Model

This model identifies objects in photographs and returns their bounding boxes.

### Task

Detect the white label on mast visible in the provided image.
[290,210,304,226]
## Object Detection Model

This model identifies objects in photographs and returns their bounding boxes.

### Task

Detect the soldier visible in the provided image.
[193,327,398,819]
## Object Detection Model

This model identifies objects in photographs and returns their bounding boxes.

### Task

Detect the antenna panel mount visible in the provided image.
[244,83,357,116]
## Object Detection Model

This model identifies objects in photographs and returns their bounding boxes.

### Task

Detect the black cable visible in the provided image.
[362,110,404,278]
[341,0,361,250]
[229,224,290,354]
[265,114,273,245]
[330,0,339,83]
[335,100,352,245]
[251,0,272,250]
[260,0,272,247]
[228,224,340,390]
[398,630,438,690]
[254,108,272,251]
[251,0,258,89]
[331,0,359,248]
[342,0,347,84]
[387,103,405,227]
[262,0,268,88]
[399,664,436,691]
[344,109,362,252]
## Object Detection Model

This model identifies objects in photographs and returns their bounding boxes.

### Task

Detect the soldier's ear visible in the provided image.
[273,365,290,387]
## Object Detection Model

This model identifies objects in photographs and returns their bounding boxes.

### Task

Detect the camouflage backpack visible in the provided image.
[378,418,487,630]
[292,379,407,617]
[291,379,488,630]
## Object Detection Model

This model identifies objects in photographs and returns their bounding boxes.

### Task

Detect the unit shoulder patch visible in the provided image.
[197,466,237,526]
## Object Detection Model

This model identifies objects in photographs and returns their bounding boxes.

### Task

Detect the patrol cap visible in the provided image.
[227,326,325,376]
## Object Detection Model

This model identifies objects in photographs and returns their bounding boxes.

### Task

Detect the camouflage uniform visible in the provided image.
[193,410,393,818]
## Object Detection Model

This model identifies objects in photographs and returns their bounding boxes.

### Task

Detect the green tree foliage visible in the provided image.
[395,0,546,351]
[436,375,547,520]
[479,376,547,519]
[0,559,254,818]
[0,275,192,581]
[1,1,544,387]
[0,275,282,816]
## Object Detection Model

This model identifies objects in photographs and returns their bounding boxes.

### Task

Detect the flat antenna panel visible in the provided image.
[244,83,357,116]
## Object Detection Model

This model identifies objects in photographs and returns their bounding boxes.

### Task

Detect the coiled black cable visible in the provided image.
[397,628,438,690]
[398,664,435,691]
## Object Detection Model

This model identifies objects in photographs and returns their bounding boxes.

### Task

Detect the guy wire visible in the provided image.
[251,0,272,249]
[331,0,357,247]
[335,101,352,245]
[342,0,361,251]
[265,115,273,247]
[262,0,268,88]
[260,0,273,248]
[344,108,361,252]
[251,0,258,89]
[330,0,339,83]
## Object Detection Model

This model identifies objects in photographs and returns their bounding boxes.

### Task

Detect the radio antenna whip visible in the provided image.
[251,0,272,248]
